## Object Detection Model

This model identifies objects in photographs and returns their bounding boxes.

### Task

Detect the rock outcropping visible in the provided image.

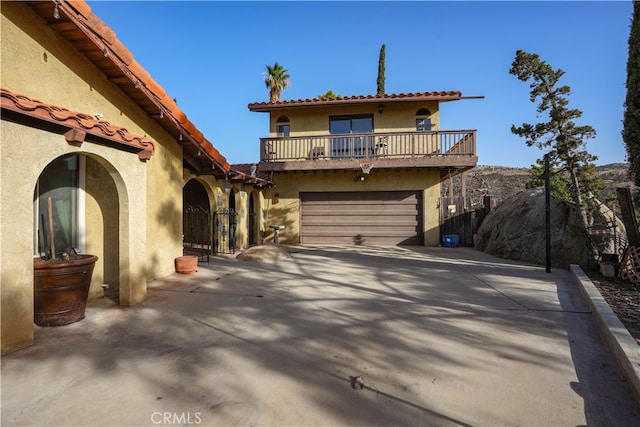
[474,189,623,270]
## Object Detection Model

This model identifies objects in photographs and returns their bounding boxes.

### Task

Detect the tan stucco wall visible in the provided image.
[268,102,440,136]
[266,169,441,246]
[260,101,445,247]
[85,156,120,296]
[145,137,183,279]
[1,3,184,354]
[227,185,267,247]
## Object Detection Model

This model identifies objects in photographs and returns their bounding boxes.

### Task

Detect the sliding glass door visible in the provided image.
[330,115,374,159]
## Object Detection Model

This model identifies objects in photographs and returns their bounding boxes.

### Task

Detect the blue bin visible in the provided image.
[442,234,460,247]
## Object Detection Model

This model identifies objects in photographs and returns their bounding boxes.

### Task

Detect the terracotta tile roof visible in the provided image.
[229,163,273,188]
[248,91,467,112]
[1,88,155,160]
[22,1,230,173]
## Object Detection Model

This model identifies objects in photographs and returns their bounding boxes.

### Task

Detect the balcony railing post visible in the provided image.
[258,130,476,163]
[412,134,415,158]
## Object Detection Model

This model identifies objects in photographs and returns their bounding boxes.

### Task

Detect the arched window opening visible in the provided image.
[34,154,85,257]
[416,108,432,131]
[276,115,290,137]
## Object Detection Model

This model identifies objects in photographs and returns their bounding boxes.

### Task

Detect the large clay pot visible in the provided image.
[33,254,98,326]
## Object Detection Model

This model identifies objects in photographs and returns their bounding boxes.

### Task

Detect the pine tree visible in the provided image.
[624,1,640,186]
[510,49,600,258]
[377,44,386,95]
[319,90,340,100]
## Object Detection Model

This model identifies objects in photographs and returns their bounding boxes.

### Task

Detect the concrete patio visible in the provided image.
[2,246,640,426]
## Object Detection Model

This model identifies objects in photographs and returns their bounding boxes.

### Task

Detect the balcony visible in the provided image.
[259,130,477,175]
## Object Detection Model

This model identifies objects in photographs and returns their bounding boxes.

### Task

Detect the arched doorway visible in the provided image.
[182,179,211,261]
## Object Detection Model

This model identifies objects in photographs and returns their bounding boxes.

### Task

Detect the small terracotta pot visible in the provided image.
[175,256,198,274]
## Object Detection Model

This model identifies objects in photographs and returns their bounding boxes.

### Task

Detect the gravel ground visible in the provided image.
[589,271,640,346]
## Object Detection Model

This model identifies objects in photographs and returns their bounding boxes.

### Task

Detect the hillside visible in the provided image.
[441,163,635,207]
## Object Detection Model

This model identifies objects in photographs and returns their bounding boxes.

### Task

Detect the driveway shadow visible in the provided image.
[2,245,639,426]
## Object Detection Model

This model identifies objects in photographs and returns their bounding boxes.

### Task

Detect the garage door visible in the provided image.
[300,191,423,245]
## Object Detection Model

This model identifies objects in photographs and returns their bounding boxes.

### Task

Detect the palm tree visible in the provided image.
[263,62,291,102]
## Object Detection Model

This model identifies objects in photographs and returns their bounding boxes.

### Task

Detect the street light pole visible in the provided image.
[544,153,551,273]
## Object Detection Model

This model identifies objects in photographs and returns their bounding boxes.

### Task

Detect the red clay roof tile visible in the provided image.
[145,77,167,101]
[128,61,153,90]
[86,13,116,46]
[229,163,273,187]
[1,88,155,160]
[109,38,133,66]
[67,0,91,19]
[247,91,464,111]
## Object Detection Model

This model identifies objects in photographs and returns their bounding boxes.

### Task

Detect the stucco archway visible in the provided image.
[33,152,138,306]
[183,179,212,259]
[1,120,149,354]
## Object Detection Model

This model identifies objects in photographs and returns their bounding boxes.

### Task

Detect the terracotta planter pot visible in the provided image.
[175,255,198,274]
[33,254,98,327]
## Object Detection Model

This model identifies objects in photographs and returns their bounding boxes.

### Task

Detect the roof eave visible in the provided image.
[26,0,231,174]
[248,93,484,112]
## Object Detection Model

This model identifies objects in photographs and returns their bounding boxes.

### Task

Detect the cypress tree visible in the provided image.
[377,44,386,95]
[624,2,640,186]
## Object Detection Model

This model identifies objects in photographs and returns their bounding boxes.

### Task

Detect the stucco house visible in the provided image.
[249,92,482,246]
[1,0,270,355]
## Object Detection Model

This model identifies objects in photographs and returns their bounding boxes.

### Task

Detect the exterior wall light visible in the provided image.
[378,104,384,114]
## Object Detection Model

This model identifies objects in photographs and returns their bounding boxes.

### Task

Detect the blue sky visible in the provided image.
[88,1,632,168]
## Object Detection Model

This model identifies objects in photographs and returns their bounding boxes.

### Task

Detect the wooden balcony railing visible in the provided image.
[259,130,476,165]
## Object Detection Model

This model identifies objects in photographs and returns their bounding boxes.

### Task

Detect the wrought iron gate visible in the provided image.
[183,205,211,262]
[214,208,237,254]
[248,195,257,246]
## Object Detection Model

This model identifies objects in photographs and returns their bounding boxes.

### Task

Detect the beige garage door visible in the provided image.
[300,191,423,245]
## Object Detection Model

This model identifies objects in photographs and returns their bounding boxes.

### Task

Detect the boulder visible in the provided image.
[236,244,292,263]
[474,189,622,270]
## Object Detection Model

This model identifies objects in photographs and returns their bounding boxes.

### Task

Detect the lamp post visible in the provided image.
[544,153,551,273]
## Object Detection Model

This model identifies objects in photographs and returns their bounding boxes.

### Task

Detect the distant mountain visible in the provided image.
[441,163,634,207]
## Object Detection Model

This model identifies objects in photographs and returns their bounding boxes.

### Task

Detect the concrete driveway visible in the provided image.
[2,246,640,426]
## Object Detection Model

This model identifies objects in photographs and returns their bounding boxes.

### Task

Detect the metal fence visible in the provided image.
[439,196,493,246]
